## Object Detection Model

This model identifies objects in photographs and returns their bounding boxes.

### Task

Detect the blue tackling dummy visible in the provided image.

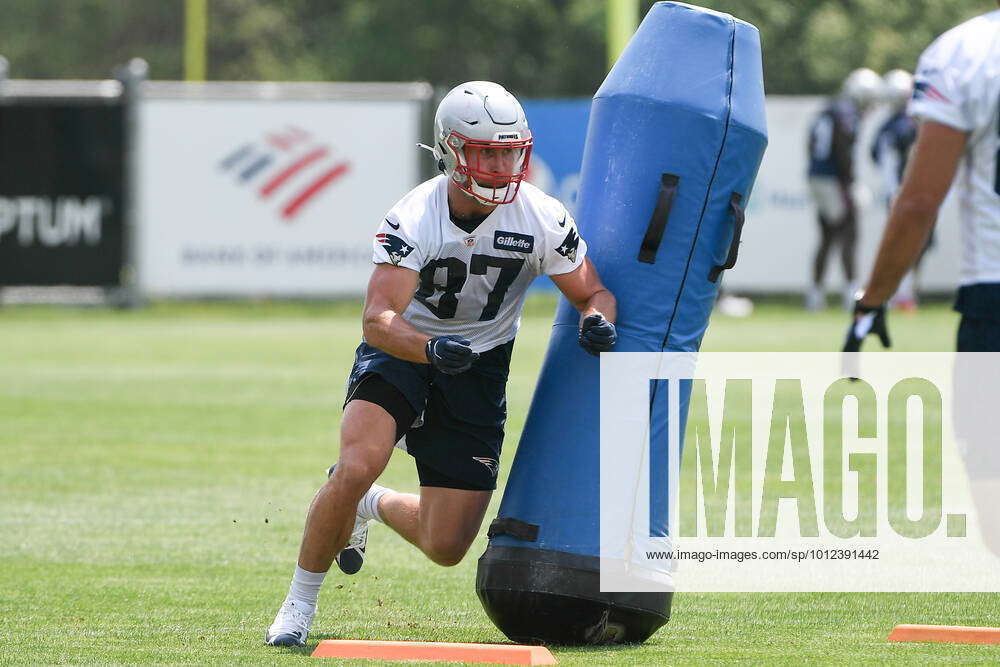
[477,1,768,645]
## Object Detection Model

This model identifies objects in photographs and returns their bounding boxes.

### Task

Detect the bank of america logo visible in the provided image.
[218,125,351,220]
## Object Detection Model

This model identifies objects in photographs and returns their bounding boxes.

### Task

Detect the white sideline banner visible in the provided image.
[137,95,424,296]
[729,96,961,293]
[600,352,1000,593]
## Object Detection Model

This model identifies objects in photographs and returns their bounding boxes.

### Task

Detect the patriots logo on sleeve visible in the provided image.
[555,227,580,263]
[913,81,951,104]
[376,233,415,266]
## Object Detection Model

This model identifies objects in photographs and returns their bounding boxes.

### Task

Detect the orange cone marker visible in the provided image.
[310,640,557,664]
[888,624,1000,645]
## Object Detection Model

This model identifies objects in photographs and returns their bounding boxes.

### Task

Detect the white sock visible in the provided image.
[358,483,390,523]
[287,565,326,609]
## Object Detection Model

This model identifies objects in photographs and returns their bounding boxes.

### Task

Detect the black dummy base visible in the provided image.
[476,545,671,645]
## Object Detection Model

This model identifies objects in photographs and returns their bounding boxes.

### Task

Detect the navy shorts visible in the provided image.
[344,340,514,491]
[955,284,1000,352]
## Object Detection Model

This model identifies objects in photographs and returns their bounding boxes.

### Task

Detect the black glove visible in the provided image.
[425,335,479,375]
[842,300,891,353]
[579,314,617,356]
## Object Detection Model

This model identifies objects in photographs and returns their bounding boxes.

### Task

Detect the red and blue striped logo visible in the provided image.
[913,81,951,104]
[218,125,351,220]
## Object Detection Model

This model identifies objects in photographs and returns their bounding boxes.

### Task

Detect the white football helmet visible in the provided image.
[841,67,882,108]
[425,81,532,205]
[881,69,913,109]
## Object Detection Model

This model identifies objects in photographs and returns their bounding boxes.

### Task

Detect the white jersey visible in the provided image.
[371,176,587,352]
[907,9,1000,285]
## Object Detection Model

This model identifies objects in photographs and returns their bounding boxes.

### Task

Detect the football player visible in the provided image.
[805,67,882,311]
[265,81,618,647]
[846,3,1000,563]
[844,4,1000,352]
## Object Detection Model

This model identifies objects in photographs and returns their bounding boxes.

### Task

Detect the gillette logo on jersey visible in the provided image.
[493,231,534,253]
[376,232,414,266]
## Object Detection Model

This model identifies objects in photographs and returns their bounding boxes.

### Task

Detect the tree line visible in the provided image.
[0,0,989,96]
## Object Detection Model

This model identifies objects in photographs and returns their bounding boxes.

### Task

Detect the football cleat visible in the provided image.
[327,464,371,575]
[336,514,370,575]
[265,598,315,647]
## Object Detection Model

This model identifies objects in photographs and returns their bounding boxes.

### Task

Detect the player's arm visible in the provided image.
[843,120,967,353]
[362,264,479,373]
[859,120,967,306]
[362,263,429,363]
[551,258,618,355]
[551,257,617,322]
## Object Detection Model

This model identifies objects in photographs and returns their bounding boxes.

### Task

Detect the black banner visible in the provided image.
[0,101,125,286]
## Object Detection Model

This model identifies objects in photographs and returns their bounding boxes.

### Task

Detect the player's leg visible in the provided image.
[416,485,493,566]
[310,368,494,571]
[808,177,840,310]
[266,345,426,647]
[376,463,493,566]
[808,177,852,310]
[393,340,512,565]
[809,215,836,310]
[812,215,836,284]
[265,397,397,647]
[297,398,397,573]
[317,371,421,575]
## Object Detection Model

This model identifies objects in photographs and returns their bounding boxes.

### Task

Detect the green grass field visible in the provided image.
[2,295,998,664]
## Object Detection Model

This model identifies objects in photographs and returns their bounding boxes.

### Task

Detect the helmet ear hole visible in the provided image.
[437,140,459,176]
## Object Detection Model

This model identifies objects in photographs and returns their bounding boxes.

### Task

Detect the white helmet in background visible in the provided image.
[882,69,913,109]
[427,81,532,205]
[841,67,882,108]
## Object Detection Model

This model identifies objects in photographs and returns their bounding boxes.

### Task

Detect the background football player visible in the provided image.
[265,81,618,647]
[805,67,882,311]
